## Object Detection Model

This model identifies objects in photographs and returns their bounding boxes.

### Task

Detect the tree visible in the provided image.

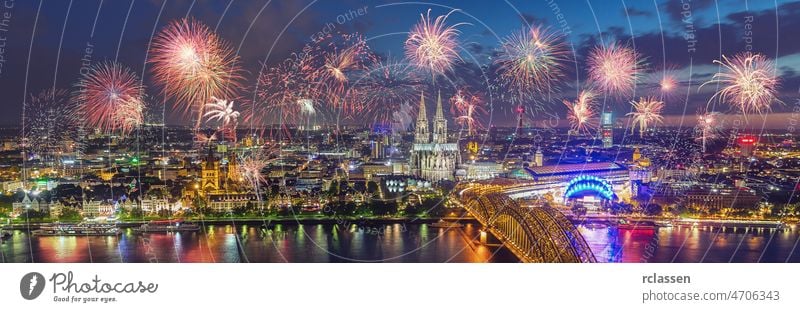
[366,181,379,194]
[609,202,633,215]
[404,204,421,217]
[642,203,663,216]
[324,201,356,216]
[571,204,587,216]
[130,207,144,219]
[58,207,82,221]
[19,209,47,221]
[370,200,398,216]
[157,209,172,218]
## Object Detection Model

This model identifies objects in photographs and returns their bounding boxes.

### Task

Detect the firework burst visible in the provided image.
[238,147,277,208]
[22,89,79,160]
[626,97,664,137]
[74,61,145,135]
[204,97,240,127]
[643,67,684,101]
[149,18,244,127]
[356,58,423,127]
[701,52,781,115]
[250,52,323,128]
[695,111,722,153]
[495,25,569,103]
[405,9,465,78]
[316,33,373,114]
[587,43,645,98]
[562,90,598,135]
[449,88,486,135]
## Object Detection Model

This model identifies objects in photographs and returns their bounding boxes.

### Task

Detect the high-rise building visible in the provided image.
[533,148,543,167]
[370,139,385,160]
[738,135,757,158]
[601,112,614,148]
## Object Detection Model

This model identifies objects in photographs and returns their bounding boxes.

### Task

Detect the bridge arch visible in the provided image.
[456,184,596,263]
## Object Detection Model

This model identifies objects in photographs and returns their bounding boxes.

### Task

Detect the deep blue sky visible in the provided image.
[0,0,798,127]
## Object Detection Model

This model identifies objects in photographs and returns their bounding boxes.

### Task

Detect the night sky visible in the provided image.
[0,0,798,127]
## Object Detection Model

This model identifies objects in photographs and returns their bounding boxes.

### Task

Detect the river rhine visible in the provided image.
[2,222,799,262]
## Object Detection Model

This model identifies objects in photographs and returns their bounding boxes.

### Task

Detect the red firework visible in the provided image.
[149,18,244,127]
[405,9,465,78]
[249,52,323,128]
[587,42,646,98]
[74,61,144,135]
[315,33,374,115]
[449,88,486,135]
[562,90,598,135]
[355,58,423,127]
[495,25,569,103]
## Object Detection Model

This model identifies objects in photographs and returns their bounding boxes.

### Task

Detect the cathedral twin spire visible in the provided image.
[414,90,447,144]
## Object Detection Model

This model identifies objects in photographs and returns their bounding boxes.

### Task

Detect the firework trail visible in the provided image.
[74,61,145,136]
[701,52,781,115]
[495,25,569,104]
[22,89,79,161]
[627,97,664,137]
[204,97,240,142]
[562,90,598,135]
[250,52,323,130]
[204,97,240,127]
[355,58,423,127]
[316,33,373,115]
[449,88,486,135]
[695,111,722,153]
[194,130,218,148]
[238,147,277,209]
[587,42,645,98]
[405,9,465,78]
[149,18,244,128]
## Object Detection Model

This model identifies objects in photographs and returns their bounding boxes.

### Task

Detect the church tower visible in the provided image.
[432,91,448,144]
[414,91,429,144]
[201,150,220,193]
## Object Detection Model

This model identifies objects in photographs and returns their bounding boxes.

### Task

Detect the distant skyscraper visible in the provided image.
[601,112,614,148]
[370,140,385,159]
[738,135,756,158]
[533,148,543,167]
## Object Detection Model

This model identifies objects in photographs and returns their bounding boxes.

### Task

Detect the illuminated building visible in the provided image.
[738,135,757,158]
[370,139,385,160]
[533,148,544,167]
[200,151,220,192]
[410,91,460,181]
[601,112,613,148]
[463,162,504,180]
[505,162,631,202]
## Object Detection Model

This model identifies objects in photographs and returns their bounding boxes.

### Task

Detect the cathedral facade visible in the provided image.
[410,91,460,181]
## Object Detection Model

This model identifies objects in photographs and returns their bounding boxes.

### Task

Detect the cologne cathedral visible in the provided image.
[410,91,460,181]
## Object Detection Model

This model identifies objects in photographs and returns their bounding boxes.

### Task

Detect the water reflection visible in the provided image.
[4,223,798,262]
[579,225,800,263]
[0,222,517,263]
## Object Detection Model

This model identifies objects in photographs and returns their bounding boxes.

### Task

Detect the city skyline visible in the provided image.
[2,0,799,264]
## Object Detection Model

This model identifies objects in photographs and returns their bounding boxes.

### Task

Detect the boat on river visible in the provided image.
[133,219,201,233]
[32,222,121,236]
[429,219,463,228]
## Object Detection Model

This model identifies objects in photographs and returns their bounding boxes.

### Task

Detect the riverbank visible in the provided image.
[2,216,477,230]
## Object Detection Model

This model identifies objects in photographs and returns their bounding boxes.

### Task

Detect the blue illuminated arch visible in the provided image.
[563,175,616,201]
